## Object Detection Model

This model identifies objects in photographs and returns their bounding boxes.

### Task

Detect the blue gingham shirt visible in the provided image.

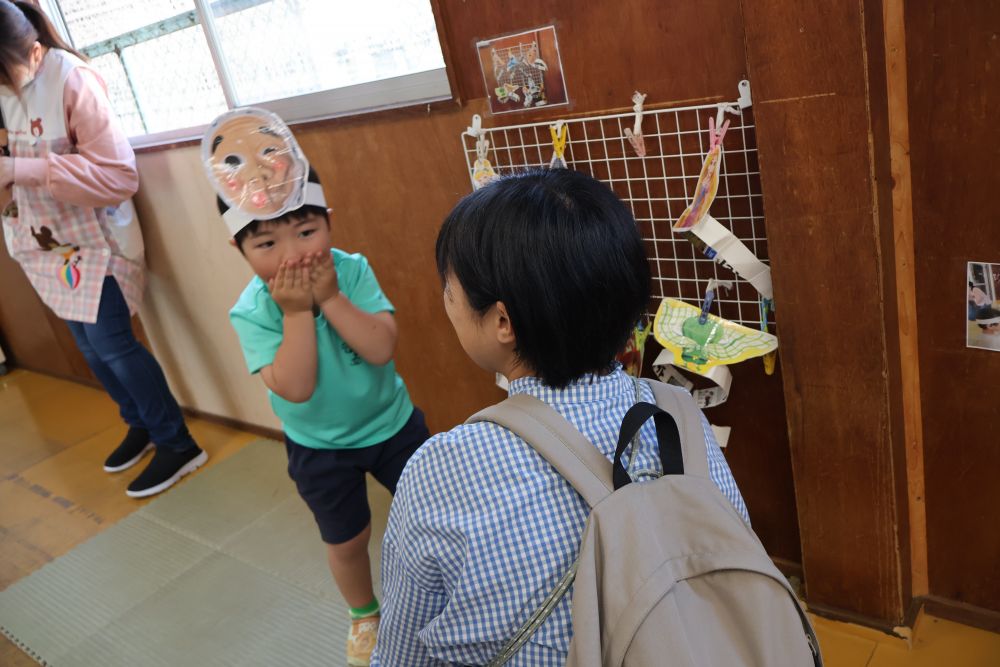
[372,368,749,666]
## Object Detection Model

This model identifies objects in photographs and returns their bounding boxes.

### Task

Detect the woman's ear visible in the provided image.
[494,301,516,345]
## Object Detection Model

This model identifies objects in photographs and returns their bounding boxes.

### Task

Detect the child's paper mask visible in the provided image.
[201,108,310,235]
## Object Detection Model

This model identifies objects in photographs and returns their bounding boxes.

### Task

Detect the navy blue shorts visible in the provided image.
[285,407,429,544]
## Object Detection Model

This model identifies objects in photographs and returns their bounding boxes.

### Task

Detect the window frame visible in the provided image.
[39,0,452,149]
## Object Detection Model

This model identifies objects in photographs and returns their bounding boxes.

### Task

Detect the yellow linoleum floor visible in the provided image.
[1,369,998,666]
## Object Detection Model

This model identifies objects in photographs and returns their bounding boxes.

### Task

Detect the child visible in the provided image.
[372,169,750,666]
[968,281,990,320]
[974,307,1000,347]
[203,109,429,667]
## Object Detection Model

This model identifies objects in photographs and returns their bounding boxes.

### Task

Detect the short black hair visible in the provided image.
[219,166,328,252]
[977,307,1000,330]
[436,169,650,388]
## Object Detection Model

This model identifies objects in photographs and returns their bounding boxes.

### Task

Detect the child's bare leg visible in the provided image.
[326,522,375,608]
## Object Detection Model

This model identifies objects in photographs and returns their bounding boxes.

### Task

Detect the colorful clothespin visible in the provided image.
[549,120,569,169]
[759,298,777,375]
[624,91,647,158]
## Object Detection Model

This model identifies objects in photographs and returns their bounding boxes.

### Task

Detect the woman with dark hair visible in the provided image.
[0,0,204,497]
[372,169,750,666]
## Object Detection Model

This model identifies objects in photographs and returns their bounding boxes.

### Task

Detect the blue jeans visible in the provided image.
[65,276,193,451]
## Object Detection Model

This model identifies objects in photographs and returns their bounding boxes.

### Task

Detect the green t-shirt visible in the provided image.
[229,249,413,449]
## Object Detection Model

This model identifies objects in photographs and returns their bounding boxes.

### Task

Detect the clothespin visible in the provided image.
[624,91,647,157]
[549,120,569,168]
[759,298,777,375]
[469,113,491,166]
[710,109,731,150]
[476,136,490,161]
[699,279,733,325]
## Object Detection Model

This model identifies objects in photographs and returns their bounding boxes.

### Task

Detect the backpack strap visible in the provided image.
[644,378,712,479]
[469,393,614,508]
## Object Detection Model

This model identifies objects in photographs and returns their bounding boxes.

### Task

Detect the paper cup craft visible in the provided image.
[652,298,777,374]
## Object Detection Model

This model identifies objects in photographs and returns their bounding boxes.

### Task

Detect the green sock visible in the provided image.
[350,597,380,619]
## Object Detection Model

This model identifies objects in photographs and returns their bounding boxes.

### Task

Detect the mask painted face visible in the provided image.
[202,108,308,221]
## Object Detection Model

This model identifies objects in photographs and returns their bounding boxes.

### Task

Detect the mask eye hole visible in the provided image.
[224,154,243,169]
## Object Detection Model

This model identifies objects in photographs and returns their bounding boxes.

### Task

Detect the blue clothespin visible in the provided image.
[699,279,733,324]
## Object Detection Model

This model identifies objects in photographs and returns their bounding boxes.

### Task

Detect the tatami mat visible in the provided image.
[0,439,369,666]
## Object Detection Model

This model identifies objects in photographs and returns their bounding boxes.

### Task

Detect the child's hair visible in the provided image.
[0,1,86,91]
[219,166,328,252]
[977,307,1000,330]
[436,169,650,388]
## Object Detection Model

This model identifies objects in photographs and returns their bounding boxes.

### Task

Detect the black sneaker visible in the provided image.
[104,427,154,473]
[126,445,208,498]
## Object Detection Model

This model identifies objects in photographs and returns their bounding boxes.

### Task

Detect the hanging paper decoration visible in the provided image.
[549,121,568,169]
[674,112,729,232]
[651,279,777,409]
[616,320,652,377]
[623,91,647,158]
[472,137,499,190]
[653,294,775,372]
[653,299,776,369]
[759,298,777,375]
[670,106,774,300]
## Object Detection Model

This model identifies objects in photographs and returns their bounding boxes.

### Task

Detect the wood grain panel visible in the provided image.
[905,0,1000,614]
[743,0,906,623]
[0,232,93,381]
[437,0,748,115]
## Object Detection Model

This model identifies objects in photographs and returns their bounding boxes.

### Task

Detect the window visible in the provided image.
[40,0,450,147]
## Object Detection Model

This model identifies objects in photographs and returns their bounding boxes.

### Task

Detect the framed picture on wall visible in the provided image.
[476,26,569,115]
[967,261,1000,352]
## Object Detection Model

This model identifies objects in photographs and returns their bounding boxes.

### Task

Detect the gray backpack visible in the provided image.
[471,379,822,667]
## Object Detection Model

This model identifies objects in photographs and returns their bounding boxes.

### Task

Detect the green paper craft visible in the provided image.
[653,298,777,374]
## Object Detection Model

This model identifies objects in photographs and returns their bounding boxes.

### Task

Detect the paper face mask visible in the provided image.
[202,108,309,232]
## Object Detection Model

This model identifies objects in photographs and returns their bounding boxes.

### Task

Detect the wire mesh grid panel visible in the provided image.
[462,100,769,329]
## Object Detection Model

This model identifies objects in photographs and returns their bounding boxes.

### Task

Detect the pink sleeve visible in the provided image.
[14,67,139,207]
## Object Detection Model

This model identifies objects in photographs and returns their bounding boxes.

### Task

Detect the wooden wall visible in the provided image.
[0,240,94,382]
[905,1,1000,624]
[742,0,910,624]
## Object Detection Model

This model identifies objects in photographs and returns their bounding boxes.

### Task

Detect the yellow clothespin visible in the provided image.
[549,120,568,168]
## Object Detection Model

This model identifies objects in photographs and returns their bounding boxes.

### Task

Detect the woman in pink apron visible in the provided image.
[0,1,206,498]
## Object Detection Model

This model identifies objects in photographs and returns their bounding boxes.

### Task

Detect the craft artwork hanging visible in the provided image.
[459,82,779,440]
[671,105,774,301]
[467,115,499,190]
[651,280,777,409]
[616,320,653,377]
